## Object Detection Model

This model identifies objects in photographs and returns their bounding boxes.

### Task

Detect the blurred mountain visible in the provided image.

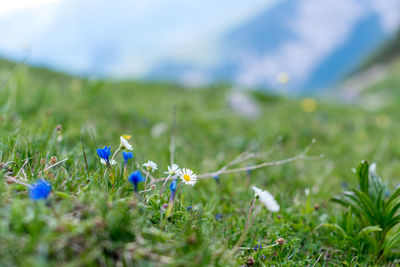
[150,0,400,92]
[361,28,400,69]
[0,0,399,92]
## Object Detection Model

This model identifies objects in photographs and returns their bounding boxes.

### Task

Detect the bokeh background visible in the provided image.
[1,0,399,93]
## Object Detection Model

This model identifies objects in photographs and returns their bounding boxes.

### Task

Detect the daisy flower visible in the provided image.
[252,186,280,212]
[143,160,158,172]
[120,136,133,150]
[179,168,197,186]
[164,164,180,176]
[122,134,131,140]
[29,179,52,200]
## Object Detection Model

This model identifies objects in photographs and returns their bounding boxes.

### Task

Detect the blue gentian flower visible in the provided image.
[215,213,223,221]
[213,175,220,184]
[260,255,266,260]
[128,170,144,192]
[170,179,177,193]
[187,206,193,211]
[123,151,133,162]
[29,179,52,200]
[97,146,111,162]
[169,179,178,201]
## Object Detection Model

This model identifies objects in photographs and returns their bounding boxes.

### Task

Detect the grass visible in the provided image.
[0,57,400,266]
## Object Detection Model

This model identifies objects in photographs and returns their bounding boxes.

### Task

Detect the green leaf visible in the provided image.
[382,229,400,255]
[345,206,354,234]
[356,226,382,239]
[342,191,375,222]
[331,196,352,207]
[54,191,73,200]
[387,201,400,219]
[385,215,400,232]
[351,189,377,223]
[357,160,369,194]
[387,186,400,207]
[316,223,347,237]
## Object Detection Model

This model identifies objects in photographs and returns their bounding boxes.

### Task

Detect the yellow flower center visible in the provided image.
[183,174,191,182]
[122,134,131,140]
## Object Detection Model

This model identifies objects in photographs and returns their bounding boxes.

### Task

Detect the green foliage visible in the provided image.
[1,57,400,265]
[326,161,400,259]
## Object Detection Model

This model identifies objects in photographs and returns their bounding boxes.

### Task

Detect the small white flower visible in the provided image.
[164,164,180,176]
[120,136,133,150]
[369,162,377,175]
[252,186,280,212]
[305,188,310,197]
[100,159,117,166]
[179,168,197,186]
[143,160,158,172]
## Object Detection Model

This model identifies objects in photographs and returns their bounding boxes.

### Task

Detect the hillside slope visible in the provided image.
[0,58,400,265]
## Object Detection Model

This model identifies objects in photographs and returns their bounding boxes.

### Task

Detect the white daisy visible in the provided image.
[164,164,180,176]
[120,136,133,150]
[252,186,280,212]
[143,160,158,172]
[100,159,117,166]
[179,168,197,186]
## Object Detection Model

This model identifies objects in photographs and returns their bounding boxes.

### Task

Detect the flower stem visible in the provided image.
[159,174,171,197]
[5,175,32,188]
[235,198,256,251]
[110,147,121,163]
[174,181,183,201]
[144,172,150,202]
[123,161,127,179]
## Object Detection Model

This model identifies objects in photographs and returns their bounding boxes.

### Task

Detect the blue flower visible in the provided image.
[215,213,223,221]
[123,151,133,161]
[128,170,144,192]
[97,146,111,162]
[254,244,263,251]
[170,179,177,193]
[187,206,193,211]
[29,179,52,200]
[213,175,220,184]
[169,179,178,201]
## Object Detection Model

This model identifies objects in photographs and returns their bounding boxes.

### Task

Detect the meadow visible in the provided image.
[0,58,400,266]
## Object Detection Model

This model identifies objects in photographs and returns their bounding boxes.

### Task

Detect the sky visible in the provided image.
[0,0,276,76]
[0,0,399,90]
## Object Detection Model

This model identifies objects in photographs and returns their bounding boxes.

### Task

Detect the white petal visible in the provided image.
[100,159,117,165]
[120,136,133,150]
[252,186,280,212]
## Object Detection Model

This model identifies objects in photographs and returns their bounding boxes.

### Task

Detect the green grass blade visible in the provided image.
[357,161,369,194]
[316,223,347,237]
[356,226,382,239]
